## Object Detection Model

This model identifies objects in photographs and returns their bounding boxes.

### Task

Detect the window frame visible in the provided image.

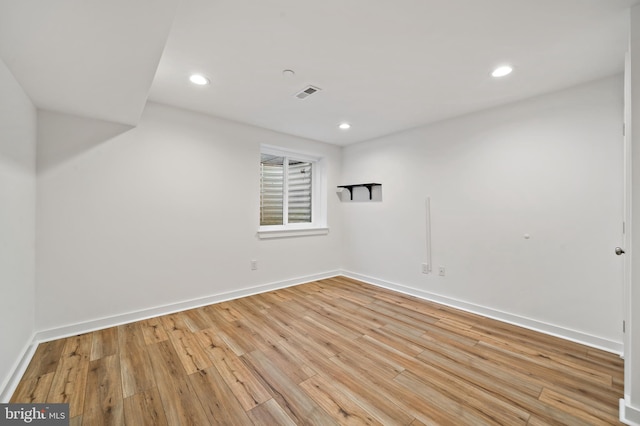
[258,145,328,239]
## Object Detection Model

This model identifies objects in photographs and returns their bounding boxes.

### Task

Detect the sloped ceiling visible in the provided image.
[0,0,637,144]
[0,0,178,125]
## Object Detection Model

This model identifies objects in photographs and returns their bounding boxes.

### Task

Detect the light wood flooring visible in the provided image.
[11,276,624,425]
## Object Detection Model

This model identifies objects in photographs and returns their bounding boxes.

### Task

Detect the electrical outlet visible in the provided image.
[421,263,430,274]
[251,260,258,270]
[438,266,446,276]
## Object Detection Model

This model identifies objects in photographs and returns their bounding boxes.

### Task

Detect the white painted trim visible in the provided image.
[3,271,338,400]
[624,48,633,391]
[34,270,340,343]
[342,270,624,355]
[0,335,38,403]
[261,144,320,163]
[257,227,329,239]
[260,144,328,232]
[621,398,640,425]
[3,270,623,402]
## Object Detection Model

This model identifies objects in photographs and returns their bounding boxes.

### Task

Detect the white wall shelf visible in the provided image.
[337,183,381,200]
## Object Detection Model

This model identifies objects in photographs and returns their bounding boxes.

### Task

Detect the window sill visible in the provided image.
[257,227,329,239]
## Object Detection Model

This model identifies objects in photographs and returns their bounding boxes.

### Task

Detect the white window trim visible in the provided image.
[258,145,328,238]
[257,226,330,239]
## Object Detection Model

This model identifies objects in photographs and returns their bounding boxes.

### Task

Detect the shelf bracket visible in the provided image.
[337,183,381,200]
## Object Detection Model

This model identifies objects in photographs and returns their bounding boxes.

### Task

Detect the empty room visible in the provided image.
[2,0,640,424]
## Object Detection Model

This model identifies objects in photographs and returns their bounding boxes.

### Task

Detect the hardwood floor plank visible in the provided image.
[314,293,387,331]
[317,282,375,306]
[418,320,480,347]
[235,317,282,353]
[475,330,614,387]
[393,370,503,426]
[167,329,211,374]
[256,289,292,304]
[302,309,362,341]
[10,277,624,425]
[278,338,414,425]
[525,415,571,426]
[47,334,92,418]
[189,366,253,425]
[10,340,65,403]
[267,308,339,358]
[82,354,123,425]
[371,298,440,325]
[214,301,244,322]
[276,301,352,356]
[259,343,317,384]
[159,312,191,334]
[364,302,436,337]
[233,300,289,346]
[140,317,169,345]
[302,293,382,335]
[181,308,215,331]
[199,303,233,325]
[414,325,614,425]
[416,325,619,424]
[9,372,54,404]
[195,327,272,410]
[20,339,66,379]
[415,334,543,398]
[118,322,156,398]
[330,340,504,426]
[401,366,531,425]
[471,317,589,358]
[538,387,615,426]
[248,399,297,426]
[475,340,622,404]
[242,348,338,425]
[90,327,118,361]
[366,325,426,357]
[332,345,404,380]
[299,374,383,425]
[587,347,625,372]
[214,319,262,355]
[333,342,404,381]
[123,388,168,426]
[147,341,211,425]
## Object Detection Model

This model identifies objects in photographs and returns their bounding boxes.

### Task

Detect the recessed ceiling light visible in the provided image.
[339,122,351,130]
[282,69,295,78]
[189,74,210,85]
[491,65,513,78]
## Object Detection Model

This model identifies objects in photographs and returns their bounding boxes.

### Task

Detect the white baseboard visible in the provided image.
[3,269,624,402]
[1,270,340,400]
[0,335,38,403]
[35,270,342,343]
[621,398,640,425]
[342,270,623,355]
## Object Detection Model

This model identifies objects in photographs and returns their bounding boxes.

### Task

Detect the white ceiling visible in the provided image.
[0,0,178,126]
[0,0,637,145]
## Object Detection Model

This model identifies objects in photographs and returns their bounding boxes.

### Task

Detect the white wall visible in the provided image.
[36,102,343,332]
[0,58,36,398]
[342,75,624,349]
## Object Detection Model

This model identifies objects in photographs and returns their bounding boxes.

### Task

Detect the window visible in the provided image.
[259,146,328,238]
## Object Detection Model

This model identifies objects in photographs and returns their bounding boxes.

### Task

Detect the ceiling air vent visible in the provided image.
[294,85,322,100]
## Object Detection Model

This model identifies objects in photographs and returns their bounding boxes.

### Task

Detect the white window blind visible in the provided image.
[287,159,312,223]
[260,154,312,226]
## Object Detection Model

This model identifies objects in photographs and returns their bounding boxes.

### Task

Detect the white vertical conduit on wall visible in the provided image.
[425,197,432,273]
